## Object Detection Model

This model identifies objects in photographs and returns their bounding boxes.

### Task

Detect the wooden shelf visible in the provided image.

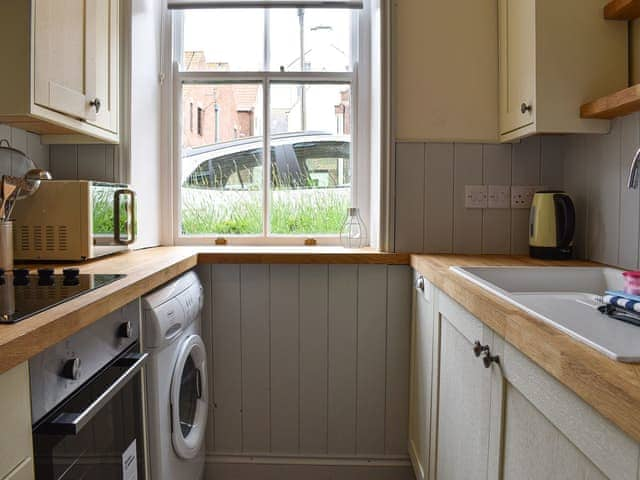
[604,0,640,20]
[580,84,640,119]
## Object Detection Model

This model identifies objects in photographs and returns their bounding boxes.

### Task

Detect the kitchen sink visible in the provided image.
[450,266,640,362]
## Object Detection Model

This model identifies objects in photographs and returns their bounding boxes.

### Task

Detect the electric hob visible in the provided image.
[0,268,125,324]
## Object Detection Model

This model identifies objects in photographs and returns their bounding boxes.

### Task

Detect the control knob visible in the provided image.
[61,358,81,380]
[118,321,133,339]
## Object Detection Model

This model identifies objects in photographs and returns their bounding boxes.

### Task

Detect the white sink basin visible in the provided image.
[450,266,640,362]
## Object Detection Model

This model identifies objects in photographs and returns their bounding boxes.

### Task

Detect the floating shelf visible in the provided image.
[604,0,640,20]
[581,84,640,119]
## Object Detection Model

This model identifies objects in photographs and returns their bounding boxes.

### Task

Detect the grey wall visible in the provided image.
[49,144,120,182]
[0,124,49,176]
[563,112,640,269]
[394,136,565,255]
[196,263,413,477]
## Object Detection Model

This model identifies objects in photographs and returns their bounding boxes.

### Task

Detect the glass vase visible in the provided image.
[340,207,368,248]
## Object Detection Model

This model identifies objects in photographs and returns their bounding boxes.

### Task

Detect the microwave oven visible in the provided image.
[12,180,136,261]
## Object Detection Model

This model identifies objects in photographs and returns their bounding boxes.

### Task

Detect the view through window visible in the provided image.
[177,8,355,238]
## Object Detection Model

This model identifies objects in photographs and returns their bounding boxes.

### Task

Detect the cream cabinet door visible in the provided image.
[85,0,118,133]
[0,363,33,480]
[499,0,535,135]
[33,0,95,121]
[408,275,435,480]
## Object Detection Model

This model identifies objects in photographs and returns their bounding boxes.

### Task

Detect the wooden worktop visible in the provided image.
[411,254,640,444]
[0,246,408,375]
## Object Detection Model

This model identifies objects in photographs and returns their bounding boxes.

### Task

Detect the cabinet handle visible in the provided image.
[473,340,489,357]
[415,276,425,291]
[90,97,102,114]
[482,352,500,369]
[520,102,532,114]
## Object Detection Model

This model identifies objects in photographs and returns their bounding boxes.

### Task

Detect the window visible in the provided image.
[173,3,369,243]
[189,102,194,132]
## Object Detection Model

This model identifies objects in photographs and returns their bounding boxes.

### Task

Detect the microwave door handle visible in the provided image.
[114,189,136,245]
[38,352,148,436]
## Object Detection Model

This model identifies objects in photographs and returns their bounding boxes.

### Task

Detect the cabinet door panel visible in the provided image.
[33,0,91,120]
[409,279,434,480]
[0,364,32,479]
[436,314,491,480]
[86,0,118,132]
[503,384,606,480]
[500,0,535,134]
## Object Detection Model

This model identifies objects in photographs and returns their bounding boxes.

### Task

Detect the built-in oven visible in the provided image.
[29,300,147,480]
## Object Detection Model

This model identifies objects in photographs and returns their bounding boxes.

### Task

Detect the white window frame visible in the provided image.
[170,5,372,245]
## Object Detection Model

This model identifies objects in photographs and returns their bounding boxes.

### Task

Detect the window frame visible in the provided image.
[171,6,370,245]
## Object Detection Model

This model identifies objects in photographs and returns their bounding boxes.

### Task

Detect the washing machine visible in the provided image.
[142,271,208,480]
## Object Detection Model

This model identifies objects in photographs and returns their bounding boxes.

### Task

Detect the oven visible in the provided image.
[30,300,147,480]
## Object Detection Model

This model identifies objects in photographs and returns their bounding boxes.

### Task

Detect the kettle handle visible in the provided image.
[554,194,575,248]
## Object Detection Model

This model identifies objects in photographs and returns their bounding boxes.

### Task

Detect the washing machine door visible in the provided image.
[170,334,208,459]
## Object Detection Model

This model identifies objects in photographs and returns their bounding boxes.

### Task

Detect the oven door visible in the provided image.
[92,183,136,255]
[33,345,147,480]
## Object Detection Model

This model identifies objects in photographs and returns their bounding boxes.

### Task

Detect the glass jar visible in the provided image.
[340,207,368,248]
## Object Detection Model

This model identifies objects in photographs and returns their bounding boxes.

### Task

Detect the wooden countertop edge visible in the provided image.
[410,254,640,443]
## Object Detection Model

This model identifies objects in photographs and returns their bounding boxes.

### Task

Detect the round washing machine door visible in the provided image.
[170,334,208,459]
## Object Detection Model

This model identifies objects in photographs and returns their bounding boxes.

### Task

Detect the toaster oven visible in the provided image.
[12,180,136,261]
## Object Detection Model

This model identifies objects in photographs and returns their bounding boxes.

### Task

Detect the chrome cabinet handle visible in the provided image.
[520,102,532,114]
[415,276,425,291]
[473,340,500,368]
[482,352,500,369]
[473,340,489,358]
[90,98,102,113]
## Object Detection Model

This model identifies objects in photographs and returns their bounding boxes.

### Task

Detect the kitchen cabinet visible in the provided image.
[408,274,435,480]
[409,274,640,480]
[0,0,119,144]
[498,0,628,141]
[0,363,34,480]
[435,293,502,480]
[393,0,499,143]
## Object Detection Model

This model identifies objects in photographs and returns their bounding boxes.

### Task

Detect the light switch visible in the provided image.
[487,185,510,209]
[465,185,487,209]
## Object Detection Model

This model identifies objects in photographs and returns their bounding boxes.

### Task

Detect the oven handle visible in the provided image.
[114,189,136,245]
[38,352,148,436]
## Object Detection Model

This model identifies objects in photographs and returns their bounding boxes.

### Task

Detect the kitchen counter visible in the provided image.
[0,246,408,375]
[411,254,640,444]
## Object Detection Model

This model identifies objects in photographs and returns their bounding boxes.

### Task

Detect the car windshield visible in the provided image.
[183,133,350,191]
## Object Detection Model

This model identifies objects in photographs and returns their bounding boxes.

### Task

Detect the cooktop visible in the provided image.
[0,268,125,324]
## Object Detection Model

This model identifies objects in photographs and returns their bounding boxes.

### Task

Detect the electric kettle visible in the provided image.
[529,191,575,259]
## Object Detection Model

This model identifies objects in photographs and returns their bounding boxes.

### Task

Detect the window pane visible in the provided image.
[181,10,265,71]
[269,84,351,235]
[269,9,352,72]
[181,83,264,236]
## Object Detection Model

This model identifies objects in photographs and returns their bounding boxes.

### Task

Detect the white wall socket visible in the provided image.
[487,185,510,209]
[511,185,539,209]
[465,185,487,209]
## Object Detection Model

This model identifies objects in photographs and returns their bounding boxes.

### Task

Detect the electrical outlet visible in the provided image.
[465,185,487,209]
[511,186,537,209]
[487,185,510,209]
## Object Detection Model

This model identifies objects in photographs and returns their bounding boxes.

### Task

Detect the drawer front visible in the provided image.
[0,363,32,478]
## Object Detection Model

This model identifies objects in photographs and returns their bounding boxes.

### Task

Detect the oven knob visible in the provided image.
[61,358,81,380]
[118,321,133,339]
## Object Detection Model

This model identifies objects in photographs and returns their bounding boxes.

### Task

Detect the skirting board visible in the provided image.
[205,455,416,480]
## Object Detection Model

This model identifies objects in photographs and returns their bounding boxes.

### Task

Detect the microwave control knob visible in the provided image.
[61,358,81,381]
[118,321,133,339]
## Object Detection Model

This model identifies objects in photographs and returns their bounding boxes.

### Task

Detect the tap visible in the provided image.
[628,147,640,189]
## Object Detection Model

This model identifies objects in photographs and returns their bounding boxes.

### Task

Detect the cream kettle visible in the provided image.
[529,191,575,260]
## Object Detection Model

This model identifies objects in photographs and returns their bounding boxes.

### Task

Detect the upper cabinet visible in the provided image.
[393,0,499,143]
[499,0,628,142]
[0,0,119,144]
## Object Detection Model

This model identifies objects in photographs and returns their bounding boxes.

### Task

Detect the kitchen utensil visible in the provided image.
[4,169,52,220]
[529,191,576,260]
[0,139,37,177]
[0,176,17,220]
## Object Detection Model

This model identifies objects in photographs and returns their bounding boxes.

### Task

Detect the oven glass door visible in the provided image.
[33,346,147,480]
[92,183,136,249]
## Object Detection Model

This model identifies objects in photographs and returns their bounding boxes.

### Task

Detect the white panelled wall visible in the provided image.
[0,125,49,176]
[394,135,565,255]
[195,263,415,480]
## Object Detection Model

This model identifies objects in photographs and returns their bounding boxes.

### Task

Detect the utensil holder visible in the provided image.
[0,221,14,271]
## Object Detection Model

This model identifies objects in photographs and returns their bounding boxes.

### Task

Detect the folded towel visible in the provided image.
[604,294,640,314]
[606,290,640,302]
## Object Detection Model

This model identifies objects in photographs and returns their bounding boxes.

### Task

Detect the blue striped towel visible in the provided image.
[604,291,640,313]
